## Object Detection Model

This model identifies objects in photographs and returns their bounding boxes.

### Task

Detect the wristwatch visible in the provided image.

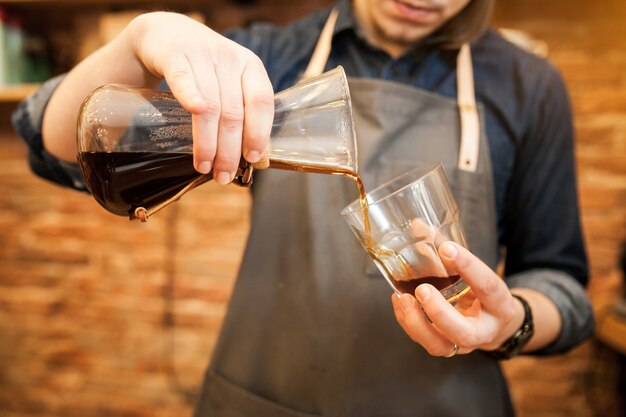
[487,294,534,360]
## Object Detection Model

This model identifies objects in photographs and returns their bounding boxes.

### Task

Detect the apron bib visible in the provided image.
[195,9,509,417]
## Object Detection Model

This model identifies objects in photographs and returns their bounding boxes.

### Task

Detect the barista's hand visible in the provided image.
[390,242,523,357]
[127,12,274,183]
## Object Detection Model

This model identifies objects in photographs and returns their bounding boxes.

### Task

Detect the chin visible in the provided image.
[378,9,436,41]
[381,22,433,45]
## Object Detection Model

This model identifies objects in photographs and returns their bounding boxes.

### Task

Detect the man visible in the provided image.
[13,0,593,415]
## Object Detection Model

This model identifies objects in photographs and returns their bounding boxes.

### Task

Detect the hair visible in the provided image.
[436,0,495,49]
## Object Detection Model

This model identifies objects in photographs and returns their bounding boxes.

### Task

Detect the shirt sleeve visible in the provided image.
[501,62,594,354]
[507,269,594,355]
[11,74,88,192]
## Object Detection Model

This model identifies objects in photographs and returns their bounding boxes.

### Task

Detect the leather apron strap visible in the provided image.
[302,8,480,173]
[301,8,339,80]
[456,44,480,172]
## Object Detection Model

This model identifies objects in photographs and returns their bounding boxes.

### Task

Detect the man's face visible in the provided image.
[353,0,472,56]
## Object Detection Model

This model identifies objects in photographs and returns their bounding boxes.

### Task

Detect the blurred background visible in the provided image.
[0,0,625,416]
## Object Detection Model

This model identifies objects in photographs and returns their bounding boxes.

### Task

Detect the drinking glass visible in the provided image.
[341,163,470,303]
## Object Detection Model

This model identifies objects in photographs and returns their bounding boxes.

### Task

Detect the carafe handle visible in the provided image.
[131,158,254,222]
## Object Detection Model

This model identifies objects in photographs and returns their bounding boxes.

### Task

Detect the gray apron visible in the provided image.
[195,10,511,417]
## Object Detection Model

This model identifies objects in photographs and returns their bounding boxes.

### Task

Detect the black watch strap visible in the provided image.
[487,294,534,360]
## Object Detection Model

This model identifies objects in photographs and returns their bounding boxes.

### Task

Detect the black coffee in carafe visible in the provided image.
[78,151,204,217]
[76,66,357,221]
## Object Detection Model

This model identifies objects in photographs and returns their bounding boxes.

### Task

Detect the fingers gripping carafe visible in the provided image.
[76,66,358,221]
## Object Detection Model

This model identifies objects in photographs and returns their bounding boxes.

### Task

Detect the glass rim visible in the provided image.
[341,162,445,216]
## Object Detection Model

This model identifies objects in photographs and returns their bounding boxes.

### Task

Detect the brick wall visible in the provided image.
[1,0,625,416]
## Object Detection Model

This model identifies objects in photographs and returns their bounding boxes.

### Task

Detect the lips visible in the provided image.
[392,0,439,23]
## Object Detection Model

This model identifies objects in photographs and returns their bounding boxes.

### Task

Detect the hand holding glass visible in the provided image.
[342,164,470,303]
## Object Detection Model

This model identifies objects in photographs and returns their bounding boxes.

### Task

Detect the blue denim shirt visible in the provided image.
[12,0,593,354]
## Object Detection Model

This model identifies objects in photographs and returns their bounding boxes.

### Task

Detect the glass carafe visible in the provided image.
[77,66,357,221]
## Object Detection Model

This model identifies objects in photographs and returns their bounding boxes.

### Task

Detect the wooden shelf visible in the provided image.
[0,84,40,102]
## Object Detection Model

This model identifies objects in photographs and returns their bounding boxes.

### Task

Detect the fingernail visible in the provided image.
[215,171,232,185]
[441,242,458,259]
[246,150,261,163]
[399,294,414,313]
[197,161,212,174]
[415,284,432,303]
